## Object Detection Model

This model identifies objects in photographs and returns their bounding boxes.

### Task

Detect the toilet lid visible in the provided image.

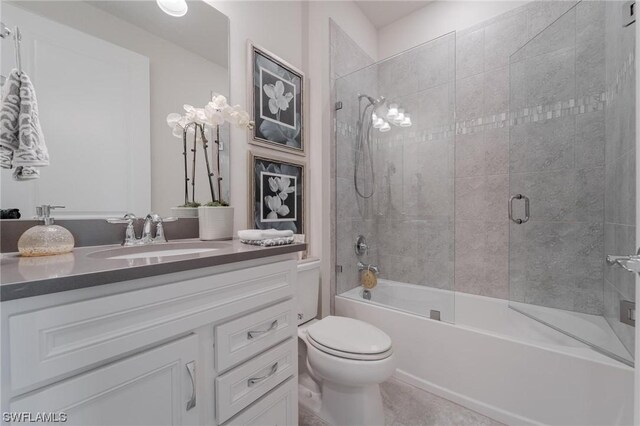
[306,316,392,359]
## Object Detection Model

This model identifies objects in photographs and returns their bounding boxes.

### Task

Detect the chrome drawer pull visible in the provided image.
[248,362,278,386]
[186,361,196,411]
[247,320,278,339]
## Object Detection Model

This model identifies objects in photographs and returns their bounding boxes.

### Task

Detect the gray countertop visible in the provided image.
[0,239,306,301]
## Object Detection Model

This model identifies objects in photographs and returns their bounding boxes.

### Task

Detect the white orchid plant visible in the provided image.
[166,94,254,207]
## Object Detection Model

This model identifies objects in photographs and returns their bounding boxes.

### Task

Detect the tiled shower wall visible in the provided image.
[454,1,585,302]
[507,2,607,315]
[332,2,635,337]
[603,1,636,356]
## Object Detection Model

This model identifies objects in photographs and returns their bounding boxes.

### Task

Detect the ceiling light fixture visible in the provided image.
[156,0,188,17]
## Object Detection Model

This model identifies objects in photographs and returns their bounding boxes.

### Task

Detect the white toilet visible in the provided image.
[296,260,395,426]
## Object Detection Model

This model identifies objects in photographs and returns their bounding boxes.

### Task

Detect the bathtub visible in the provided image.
[337,280,635,426]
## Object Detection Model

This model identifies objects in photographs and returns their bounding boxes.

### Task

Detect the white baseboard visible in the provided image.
[393,369,542,426]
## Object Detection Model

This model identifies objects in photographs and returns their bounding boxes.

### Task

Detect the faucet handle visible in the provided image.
[106,213,137,224]
[153,217,177,243]
[357,261,380,275]
[150,214,177,224]
[107,214,138,246]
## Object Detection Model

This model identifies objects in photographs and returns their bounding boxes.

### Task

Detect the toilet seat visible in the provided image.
[306,316,393,361]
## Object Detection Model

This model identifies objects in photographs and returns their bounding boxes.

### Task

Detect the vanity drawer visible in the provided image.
[223,377,297,426]
[8,260,296,392]
[215,299,296,371]
[216,338,296,424]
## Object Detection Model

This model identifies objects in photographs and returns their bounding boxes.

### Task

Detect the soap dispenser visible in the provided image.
[18,205,75,257]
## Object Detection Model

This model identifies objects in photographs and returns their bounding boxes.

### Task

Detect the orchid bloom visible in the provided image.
[166,94,254,139]
[263,80,293,114]
[166,112,200,139]
[204,103,225,127]
[183,104,207,124]
[166,113,184,138]
[210,94,228,110]
[264,195,290,219]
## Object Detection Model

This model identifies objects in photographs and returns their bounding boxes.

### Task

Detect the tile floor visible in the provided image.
[299,378,503,426]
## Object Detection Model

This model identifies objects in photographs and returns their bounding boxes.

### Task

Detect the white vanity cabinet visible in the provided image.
[10,334,200,426]
[1,255,299,426]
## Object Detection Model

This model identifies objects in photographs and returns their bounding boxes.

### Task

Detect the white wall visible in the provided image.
[377,0,527,59]
[306,1,378,316]
[210,1,376,317]
[205,0,304,233]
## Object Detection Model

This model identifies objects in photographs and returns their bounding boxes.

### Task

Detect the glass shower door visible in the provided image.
[508,1,635,366]
[333,32,456,323]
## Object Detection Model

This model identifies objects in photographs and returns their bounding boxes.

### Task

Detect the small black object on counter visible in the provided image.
[1,209,21,220]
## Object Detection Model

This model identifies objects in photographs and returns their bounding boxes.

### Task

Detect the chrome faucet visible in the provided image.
[141,213,177,244]
[357,261,380,275]
[107,213,177,246]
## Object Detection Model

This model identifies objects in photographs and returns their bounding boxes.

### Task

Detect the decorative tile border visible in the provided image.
[336,51,635,143]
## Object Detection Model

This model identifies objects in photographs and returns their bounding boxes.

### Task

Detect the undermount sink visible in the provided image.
[88,241,229,260]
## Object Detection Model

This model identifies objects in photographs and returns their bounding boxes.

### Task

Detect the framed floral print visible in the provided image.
[249,152,305,234]
[248,42,305,155]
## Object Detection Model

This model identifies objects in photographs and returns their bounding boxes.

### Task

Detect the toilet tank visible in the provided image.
[296,258,321,325]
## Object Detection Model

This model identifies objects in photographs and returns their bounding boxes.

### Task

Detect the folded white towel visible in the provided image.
[237,229,294,241]
[240,236,294,247]
[0,69,48,180]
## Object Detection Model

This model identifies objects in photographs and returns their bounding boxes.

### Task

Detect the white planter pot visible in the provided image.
[198,206,234,240]
[171,207,199,218]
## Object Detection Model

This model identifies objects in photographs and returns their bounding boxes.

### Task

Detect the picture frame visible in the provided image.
[248,151,306,235]
[248,42,305,155]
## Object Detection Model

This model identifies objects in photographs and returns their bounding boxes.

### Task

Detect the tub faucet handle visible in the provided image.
[355,235,369,256]
[358,261,379,275]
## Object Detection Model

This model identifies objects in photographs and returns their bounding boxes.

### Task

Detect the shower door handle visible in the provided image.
[509,194,530,224]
